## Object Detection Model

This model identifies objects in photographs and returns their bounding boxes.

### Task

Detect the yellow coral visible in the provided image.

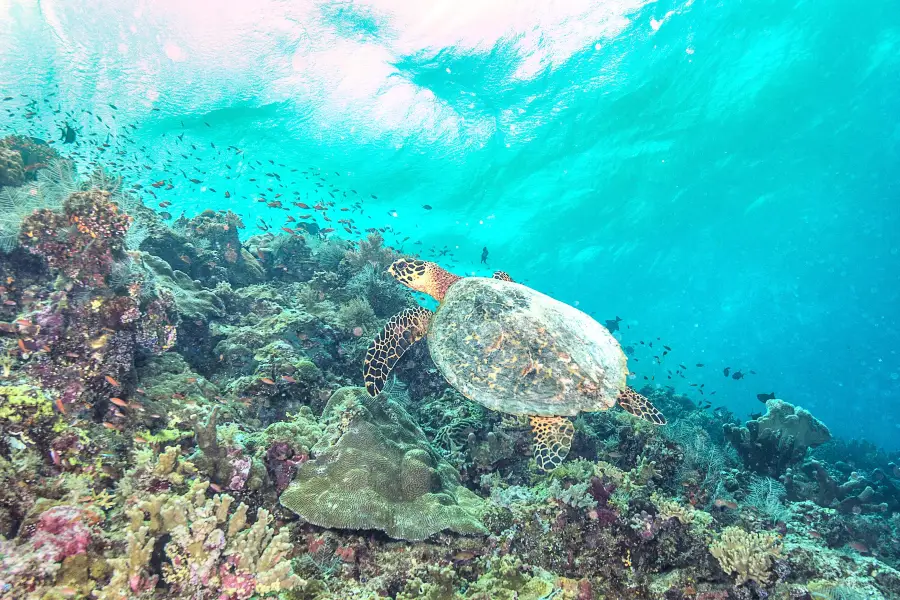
[0,384,55,425]
[709,526,782,585]
[651,493,714,539]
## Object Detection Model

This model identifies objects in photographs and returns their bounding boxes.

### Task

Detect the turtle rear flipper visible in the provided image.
[364,306,432,396]
[618,387,667,425]
[530,416,574,471]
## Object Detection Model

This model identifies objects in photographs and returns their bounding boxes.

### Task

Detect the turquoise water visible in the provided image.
[1,0,898,450]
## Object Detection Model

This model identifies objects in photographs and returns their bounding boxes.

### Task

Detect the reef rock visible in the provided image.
[280,386,488,541]
[724,398,831,476]
[0,146,25,187]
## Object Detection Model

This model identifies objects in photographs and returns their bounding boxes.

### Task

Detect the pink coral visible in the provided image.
[30,505,100,562]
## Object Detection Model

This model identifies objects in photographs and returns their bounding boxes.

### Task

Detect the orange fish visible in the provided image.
[151,180,166,188]
[102,422,121,431]
[158,201,171,208]
[133,436,148,444]
[186,377,198,384]
[109,397,128,408]
[209,482,223,493]
[260,377,276,385]
[105,375,121,387]
[55,397,67,414]
[294,202,310,209]
[713,499,738,510]
[281,375,297,383]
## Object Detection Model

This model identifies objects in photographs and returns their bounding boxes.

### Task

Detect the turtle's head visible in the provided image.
[388,259,460,302]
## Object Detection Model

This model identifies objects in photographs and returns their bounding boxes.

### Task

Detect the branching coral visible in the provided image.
[709,526,782,585]
[99,479,304,599]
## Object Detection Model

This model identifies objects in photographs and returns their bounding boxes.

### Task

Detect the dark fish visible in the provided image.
[723,367,730,377]
[696,363,704,367]
[605,316,622,333]
[422,204,432,210]
[757,392,776,403]
[60,122,77,144]
[731,370,744,380]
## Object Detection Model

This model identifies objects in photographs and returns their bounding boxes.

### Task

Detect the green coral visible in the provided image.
[246,406,324,456]
[396,556,557,600]
[139,252,225,320]
[651,492,714,539]
[280,387,488,541]
[466,555,556,600]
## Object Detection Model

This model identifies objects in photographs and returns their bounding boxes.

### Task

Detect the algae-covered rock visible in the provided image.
[280,386,488,541]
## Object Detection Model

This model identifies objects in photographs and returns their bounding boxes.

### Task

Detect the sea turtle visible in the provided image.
[363,259,666,470]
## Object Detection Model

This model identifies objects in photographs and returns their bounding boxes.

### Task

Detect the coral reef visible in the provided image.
[0,143,897,600]
[709,526,782,585]
[724,398,832,476]
[280,387,488,541]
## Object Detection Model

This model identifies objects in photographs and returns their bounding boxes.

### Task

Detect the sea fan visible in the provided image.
[746,475,791,523]
[36,158,80,204]
[0,184,44,252]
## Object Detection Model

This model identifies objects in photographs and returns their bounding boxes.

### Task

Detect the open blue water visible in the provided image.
[1,0,898,448]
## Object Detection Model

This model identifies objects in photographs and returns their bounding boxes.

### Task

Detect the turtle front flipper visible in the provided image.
[493,271,513,282]
[364,306,432,396]
[530,416,575,471]
[618,387,667,425]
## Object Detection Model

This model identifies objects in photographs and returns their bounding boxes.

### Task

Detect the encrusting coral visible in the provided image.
[280,386,488,541]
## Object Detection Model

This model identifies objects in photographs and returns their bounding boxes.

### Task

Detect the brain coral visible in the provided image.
[279,387,487,541]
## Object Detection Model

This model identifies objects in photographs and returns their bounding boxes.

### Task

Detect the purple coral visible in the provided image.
[228,453,252,491]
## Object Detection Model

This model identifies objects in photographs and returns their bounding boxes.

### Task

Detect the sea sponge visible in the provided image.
[709,526,782,585]
[280,387,487,541]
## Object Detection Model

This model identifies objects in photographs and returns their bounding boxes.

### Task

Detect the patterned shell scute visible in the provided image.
[428,277,627,417]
